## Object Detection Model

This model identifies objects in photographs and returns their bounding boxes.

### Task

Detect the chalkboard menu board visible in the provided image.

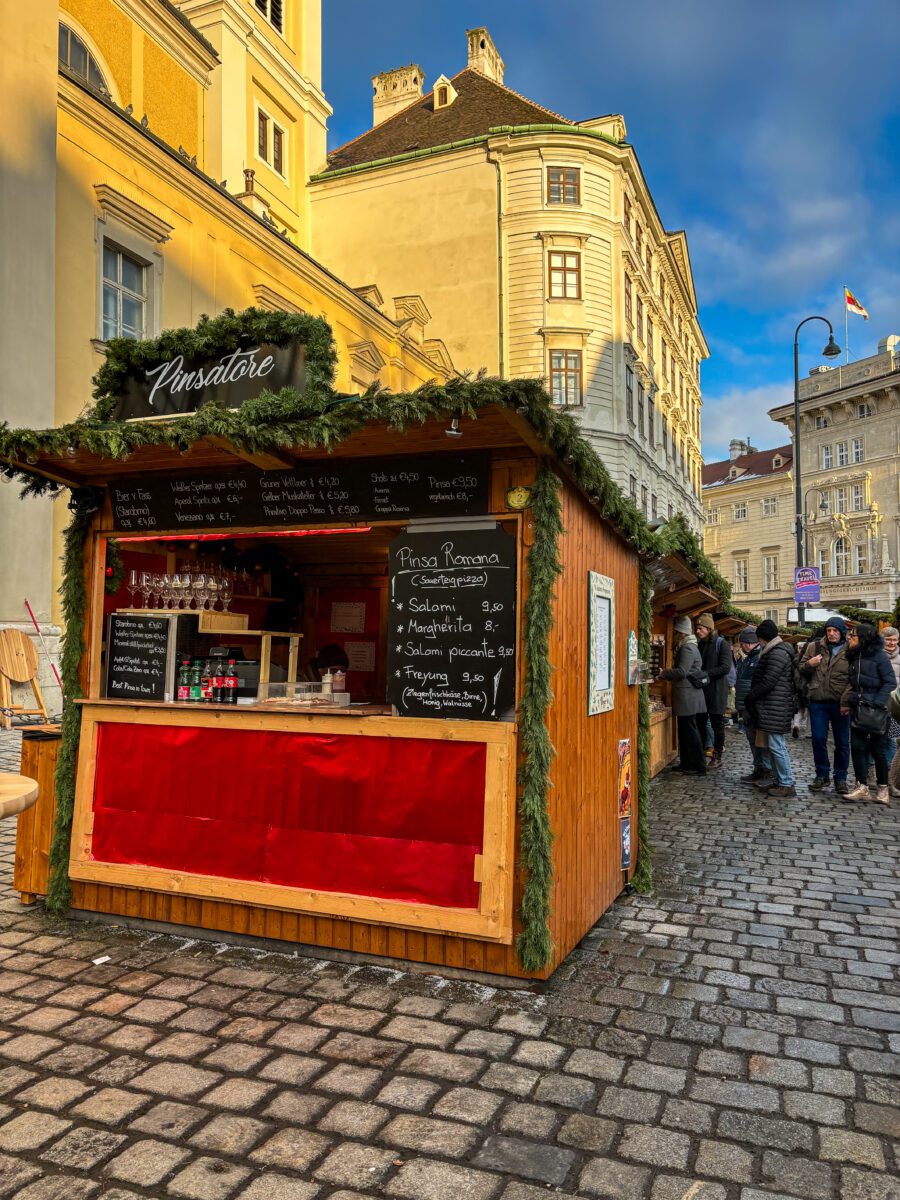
[387,527,517,721]
[105,614,173,701]
[109,453,489,533]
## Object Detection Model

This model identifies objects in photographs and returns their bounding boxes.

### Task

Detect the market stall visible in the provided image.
[4,310,659,978]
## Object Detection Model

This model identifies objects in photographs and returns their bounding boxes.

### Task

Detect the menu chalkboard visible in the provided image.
[109,453,489,533]
[387,528,517,721]
[105,614,172,701]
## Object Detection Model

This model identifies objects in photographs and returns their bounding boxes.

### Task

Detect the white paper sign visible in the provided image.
[344,640,376,672]
[330,601,366,633]
[588,571,615,714]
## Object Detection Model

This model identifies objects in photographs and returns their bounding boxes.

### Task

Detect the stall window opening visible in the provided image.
[548,251,581,299]
[550,350,582,406]
[102,243,146,341]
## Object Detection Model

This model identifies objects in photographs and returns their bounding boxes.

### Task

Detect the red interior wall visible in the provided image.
[314,586,381,700]
[90,723,486,908]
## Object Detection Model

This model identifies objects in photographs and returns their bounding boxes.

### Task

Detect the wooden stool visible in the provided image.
[0,629,49,731]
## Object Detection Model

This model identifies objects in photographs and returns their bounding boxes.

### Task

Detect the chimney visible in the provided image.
[466,27,504,83]
[372,64,424,127]
[729,438,756,462]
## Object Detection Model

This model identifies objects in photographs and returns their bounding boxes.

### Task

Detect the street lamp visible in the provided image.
[801,486,831,570]
[793,316,841,624]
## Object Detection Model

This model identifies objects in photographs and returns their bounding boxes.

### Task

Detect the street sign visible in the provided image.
[794,566,821,604]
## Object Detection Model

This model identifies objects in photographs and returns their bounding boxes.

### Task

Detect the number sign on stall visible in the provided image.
[387,528,517,721]
[105,614,172,701]
[109,453,489,532]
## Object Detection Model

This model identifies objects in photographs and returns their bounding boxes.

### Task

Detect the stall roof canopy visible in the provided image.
[0,308,729,601]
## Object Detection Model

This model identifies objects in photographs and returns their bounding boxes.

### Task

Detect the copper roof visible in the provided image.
[702,444,793,487]
[325,68,574,173]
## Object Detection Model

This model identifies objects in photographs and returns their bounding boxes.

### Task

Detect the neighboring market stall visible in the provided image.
[1,309,697,979]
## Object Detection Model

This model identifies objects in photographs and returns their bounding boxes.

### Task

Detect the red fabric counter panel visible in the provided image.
[90,722,487,908]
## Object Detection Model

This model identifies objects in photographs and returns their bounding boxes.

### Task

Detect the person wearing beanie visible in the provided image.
[882,627,900,796]
[799,616,851,794]
[734,628,772,783]
[841,623,894,805]
[659,616,708,775]
[744,621,797,797]
[694,613,732,770]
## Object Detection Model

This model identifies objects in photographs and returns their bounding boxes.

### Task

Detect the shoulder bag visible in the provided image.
[852,660,889,736]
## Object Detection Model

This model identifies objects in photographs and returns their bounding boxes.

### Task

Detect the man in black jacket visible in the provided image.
[745,619,797,797]
[695,613,733,769]
[734,627,772,783]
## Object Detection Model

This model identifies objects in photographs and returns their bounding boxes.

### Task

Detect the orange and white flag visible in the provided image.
[845,287,869,320]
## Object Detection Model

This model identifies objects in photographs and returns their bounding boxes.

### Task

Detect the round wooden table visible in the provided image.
[0,774,39,819]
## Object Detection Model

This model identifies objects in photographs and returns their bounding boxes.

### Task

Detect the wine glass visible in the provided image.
[193,573,208,611]
[127,569,140,608]
[139,571,153,608]
[151,574,165,608]
[207,575,220,611]
[220,576,232,612]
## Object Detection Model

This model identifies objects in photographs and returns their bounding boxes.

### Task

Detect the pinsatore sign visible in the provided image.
[112,340,307,421]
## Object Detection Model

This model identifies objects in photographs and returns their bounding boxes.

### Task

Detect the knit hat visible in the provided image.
[756,619,778,641]
[738,627,759,645]
[696,613,716,632]
[673,616,692,635]
[824,616,847,636]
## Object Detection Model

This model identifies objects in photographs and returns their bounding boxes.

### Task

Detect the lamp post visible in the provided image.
[801,486,830,567]
[793,317,841,624]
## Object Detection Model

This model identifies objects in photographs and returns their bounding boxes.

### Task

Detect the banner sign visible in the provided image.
[111,340,307,421]
[794,566,821,604]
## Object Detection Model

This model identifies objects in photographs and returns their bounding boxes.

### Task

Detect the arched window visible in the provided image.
[833,537,850,577]
[58,22,108,92]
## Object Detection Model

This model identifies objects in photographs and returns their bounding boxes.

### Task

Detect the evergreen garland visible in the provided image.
[517,466,563,971]
[104,539,124,595]
[836,605,893,627]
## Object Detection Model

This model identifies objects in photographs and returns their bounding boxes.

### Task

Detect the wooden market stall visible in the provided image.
[3,312,657,979]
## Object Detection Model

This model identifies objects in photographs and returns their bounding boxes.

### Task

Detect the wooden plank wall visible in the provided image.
[543,481,640,968]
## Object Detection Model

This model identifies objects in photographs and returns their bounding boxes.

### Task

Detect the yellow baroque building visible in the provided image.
[0,0,453,707]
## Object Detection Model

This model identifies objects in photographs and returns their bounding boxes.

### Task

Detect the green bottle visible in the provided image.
[189,659,202,702]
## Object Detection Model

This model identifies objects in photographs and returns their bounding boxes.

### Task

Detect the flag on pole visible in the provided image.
[845,287,869,320]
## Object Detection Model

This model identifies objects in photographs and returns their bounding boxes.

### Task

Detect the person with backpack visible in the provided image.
[798,616,850,795]
[744,619,797,797]
[734,627,772,783]
[695,613,732,769]
[840,623,894,805]
[659,615,708,775]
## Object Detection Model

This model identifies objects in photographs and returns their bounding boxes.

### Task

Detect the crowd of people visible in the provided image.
[660,612,900,805]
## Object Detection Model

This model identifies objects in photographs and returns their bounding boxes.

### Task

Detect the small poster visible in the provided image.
[330,601,366,633]
[344,640,376,672]
[794,566,821,604]
[620,816,632,871]
[588,571,615,714]
[617,738,632,818]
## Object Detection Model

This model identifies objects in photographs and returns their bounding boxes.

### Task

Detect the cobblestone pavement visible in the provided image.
[0,724,896,1200]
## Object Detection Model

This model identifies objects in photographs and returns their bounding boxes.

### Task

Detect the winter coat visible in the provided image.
[886,647,900,687]
[698,633,732,715]
[660,636,708,717]
[746,636,797,733]
[734,646,762,711]
[842,638,895,711]
[800,637,850,704]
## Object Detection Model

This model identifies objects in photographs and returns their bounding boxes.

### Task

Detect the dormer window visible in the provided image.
[772,454,784,468]
[437,86,448,106]
[432,74,458,110]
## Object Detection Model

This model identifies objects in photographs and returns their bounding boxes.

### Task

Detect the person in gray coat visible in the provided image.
[659,615,708,775]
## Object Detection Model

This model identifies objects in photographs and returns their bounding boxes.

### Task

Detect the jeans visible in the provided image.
[696,712,725,756]
[677,714,706,772]
[742,723,772,771]
[808,701,850,781]
[851,727,890,786]
[765,732,794,787]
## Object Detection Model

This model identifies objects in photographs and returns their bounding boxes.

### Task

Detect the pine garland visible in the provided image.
[104,539,124,595]
[517,466,563,971]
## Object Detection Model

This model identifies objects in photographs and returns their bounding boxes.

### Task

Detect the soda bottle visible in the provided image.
[211,661,225,704]
[224,660,239,704]
[176,659,191,702]
[189,659,202,702]
[200,659,212,702]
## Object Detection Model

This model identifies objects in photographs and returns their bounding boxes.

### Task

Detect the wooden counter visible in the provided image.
[649,706,676,777]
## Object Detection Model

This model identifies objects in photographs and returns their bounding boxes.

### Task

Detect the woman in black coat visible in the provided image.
[841,623,894,805]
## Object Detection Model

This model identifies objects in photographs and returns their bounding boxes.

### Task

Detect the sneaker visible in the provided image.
[753,777,775,790]
[809,776,830,791]
[834,779,850,796]
[767,784,797,797]
[704,747,715,761]
[709,753,723,770]
[873,785,890,806]
[842,782,871,803]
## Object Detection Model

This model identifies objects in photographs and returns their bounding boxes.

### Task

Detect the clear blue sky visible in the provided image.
[322,1,900,461]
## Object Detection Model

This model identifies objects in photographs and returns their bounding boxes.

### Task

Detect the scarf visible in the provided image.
[759,635,783,657]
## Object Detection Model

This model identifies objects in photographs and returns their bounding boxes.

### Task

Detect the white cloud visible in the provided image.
[702,382,793,463]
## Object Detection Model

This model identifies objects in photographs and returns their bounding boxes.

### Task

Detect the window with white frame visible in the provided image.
[625,365,634,423]
[641,484,648,516]
[857,401,873,418]
[835,486,848,514]
[254,0,284,35]
[102,242,146,341]
[549,350,582,406]
[836,441,849,466]
[851,484,865,512]
[855,543,868,574]
[548,250,581,299]
[762,497,777,517]
[852,437,864,463]
[734,558,749,592]
[834,537,850,577]
[706,507,720,525]
[651,493,658,519]
[814,414,829,429]
[59,22,108,91]
[764,608,778,622]
[821,445,833,469]
[733,502,747,521]
[763,555,779,591]
[818,547,830,577]
[629,474,637,502]
[257,106,287,176]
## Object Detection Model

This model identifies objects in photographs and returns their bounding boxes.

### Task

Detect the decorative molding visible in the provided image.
[537,229,590,248]
[537,326,591,345]
[252,284,304,313]
[393,295,432,329]
[94,184,174,244]
[353,284,384,309]
[422,339,455,375]
[349,339,386,388]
